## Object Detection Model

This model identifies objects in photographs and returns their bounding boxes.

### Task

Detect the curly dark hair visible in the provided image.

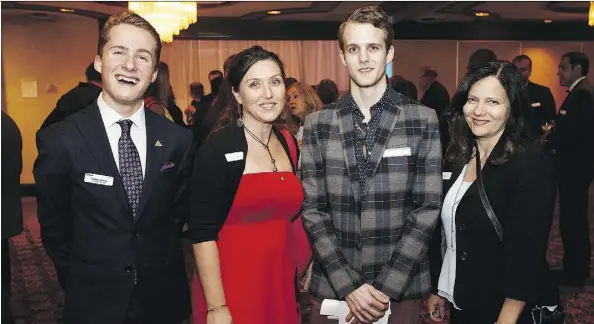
[216,46,287,129]
[445,60,534,167]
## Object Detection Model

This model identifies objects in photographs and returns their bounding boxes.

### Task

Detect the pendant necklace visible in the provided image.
[243,126,278,172]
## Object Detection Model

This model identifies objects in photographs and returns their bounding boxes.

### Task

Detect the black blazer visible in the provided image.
[526,81,557,126]
[1,112,23,239]
[34,103,194,324]
[421,80,450,118]
[428,138,558,318]
[188,123,299,244]
[551,78,594,174]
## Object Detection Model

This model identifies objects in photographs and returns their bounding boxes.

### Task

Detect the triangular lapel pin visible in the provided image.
[155,140,163,147]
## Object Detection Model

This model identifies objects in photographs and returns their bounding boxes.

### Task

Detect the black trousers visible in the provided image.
[557,164,593,280]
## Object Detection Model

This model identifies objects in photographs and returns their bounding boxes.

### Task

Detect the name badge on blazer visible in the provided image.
[225,152,244,162]
[442,172,452,180]
[559,110,567,115]
[531,102,541,108]
[383,147,411,158]
[84,173,114,186]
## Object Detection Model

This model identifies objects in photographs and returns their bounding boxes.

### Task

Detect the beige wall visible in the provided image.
[393,40,593,110]
[1,11,99,183]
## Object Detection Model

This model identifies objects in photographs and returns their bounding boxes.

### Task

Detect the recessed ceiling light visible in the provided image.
[267,10,281,15]
[544,19,553,23]
[475,12,490,17]
[60,8,75,13]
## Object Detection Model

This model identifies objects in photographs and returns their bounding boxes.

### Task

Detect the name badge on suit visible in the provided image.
[84,173,114,186]
[383,147,411,158]
[531,102,541,108]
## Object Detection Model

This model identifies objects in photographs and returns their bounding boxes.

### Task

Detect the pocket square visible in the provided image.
[160,161,175,172]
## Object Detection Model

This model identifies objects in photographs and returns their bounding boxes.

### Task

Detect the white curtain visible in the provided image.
[160,40,350,109]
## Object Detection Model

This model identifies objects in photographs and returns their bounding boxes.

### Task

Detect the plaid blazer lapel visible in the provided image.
[362,94,402,199]
[336,102,361,201]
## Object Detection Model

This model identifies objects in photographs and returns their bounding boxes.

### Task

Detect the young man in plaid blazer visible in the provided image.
[301,6,443,324]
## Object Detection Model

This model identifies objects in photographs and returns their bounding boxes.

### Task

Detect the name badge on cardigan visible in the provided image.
[531,102,541,108]
[559,110,567,115]
[225,152,244,162]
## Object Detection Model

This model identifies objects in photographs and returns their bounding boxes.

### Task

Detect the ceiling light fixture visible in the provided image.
[475,12,490,17]
[267,10,281,15]
[128,2,197,43]
[544,19,552,23]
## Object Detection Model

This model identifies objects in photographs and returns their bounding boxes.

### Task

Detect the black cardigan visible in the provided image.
[188,123,299,243]
[428,138,559,316]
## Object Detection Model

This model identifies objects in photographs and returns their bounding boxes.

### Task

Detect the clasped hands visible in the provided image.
[345,284,391,324]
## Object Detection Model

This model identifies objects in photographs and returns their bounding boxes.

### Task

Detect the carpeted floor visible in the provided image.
[8,185,594,324]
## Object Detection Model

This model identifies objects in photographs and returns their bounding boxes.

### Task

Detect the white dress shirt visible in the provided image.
[568,76,586,92]
[97,92,147,178]
[438,164,471,310]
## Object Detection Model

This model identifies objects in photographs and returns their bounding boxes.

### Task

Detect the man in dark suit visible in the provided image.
[40,63,102,129]
[512,55,557,136]
[551,52,594,287]
[302,6,442,324]
[551,52,594,286]
[1,111,23,324]
[34,12,193,324]
[420,67,450,119]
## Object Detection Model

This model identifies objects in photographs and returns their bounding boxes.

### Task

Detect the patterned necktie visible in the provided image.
[117,119,143,219]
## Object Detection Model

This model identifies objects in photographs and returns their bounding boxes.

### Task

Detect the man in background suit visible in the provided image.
[420,67,450,119]
[40,63,102,129]
[302,6,442,324]
[551,52,594,287]
[34,12,194,324]
[1,111,23,324]
[512,55,557,136]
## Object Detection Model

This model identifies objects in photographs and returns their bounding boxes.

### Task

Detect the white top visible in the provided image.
[438,164,472,310]
[97,93,147,178]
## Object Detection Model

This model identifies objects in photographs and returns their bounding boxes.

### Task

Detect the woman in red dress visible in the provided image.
[188,46,312,324]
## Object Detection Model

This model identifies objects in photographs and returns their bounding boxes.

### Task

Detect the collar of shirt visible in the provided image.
[568,76,586,92]
[346,87,391,118]
[97,92,146,131]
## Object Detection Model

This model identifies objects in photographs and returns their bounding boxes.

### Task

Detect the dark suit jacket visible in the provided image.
[428,138,558,319]
[526,81,557,126]
[1,112,23,239]
[40,82,102,129]
[421,80,450,119]
[34,104,194,324]
[551,78,594,175]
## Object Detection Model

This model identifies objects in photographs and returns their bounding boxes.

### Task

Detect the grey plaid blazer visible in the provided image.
[301,89,442,301]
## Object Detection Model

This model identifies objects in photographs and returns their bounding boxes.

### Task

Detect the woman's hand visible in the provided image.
[427,294,446,321]
[206,306,233,324]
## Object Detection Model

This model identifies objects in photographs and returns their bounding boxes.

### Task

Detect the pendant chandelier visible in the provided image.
[128,2,198,43]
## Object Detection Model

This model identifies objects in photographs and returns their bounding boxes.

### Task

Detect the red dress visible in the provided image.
[191,171,306,324]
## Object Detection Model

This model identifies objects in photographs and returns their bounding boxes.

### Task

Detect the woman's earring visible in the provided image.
[236,104,244,127]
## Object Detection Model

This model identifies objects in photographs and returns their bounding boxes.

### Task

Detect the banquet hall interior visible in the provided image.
[1,1,593,323]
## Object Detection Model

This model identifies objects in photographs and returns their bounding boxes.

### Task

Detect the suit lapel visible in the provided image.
[135,111,167,222]
[75,104,131,213]
[336,97,361,202]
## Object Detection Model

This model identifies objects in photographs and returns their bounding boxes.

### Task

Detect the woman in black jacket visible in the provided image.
[427,61,561,324]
